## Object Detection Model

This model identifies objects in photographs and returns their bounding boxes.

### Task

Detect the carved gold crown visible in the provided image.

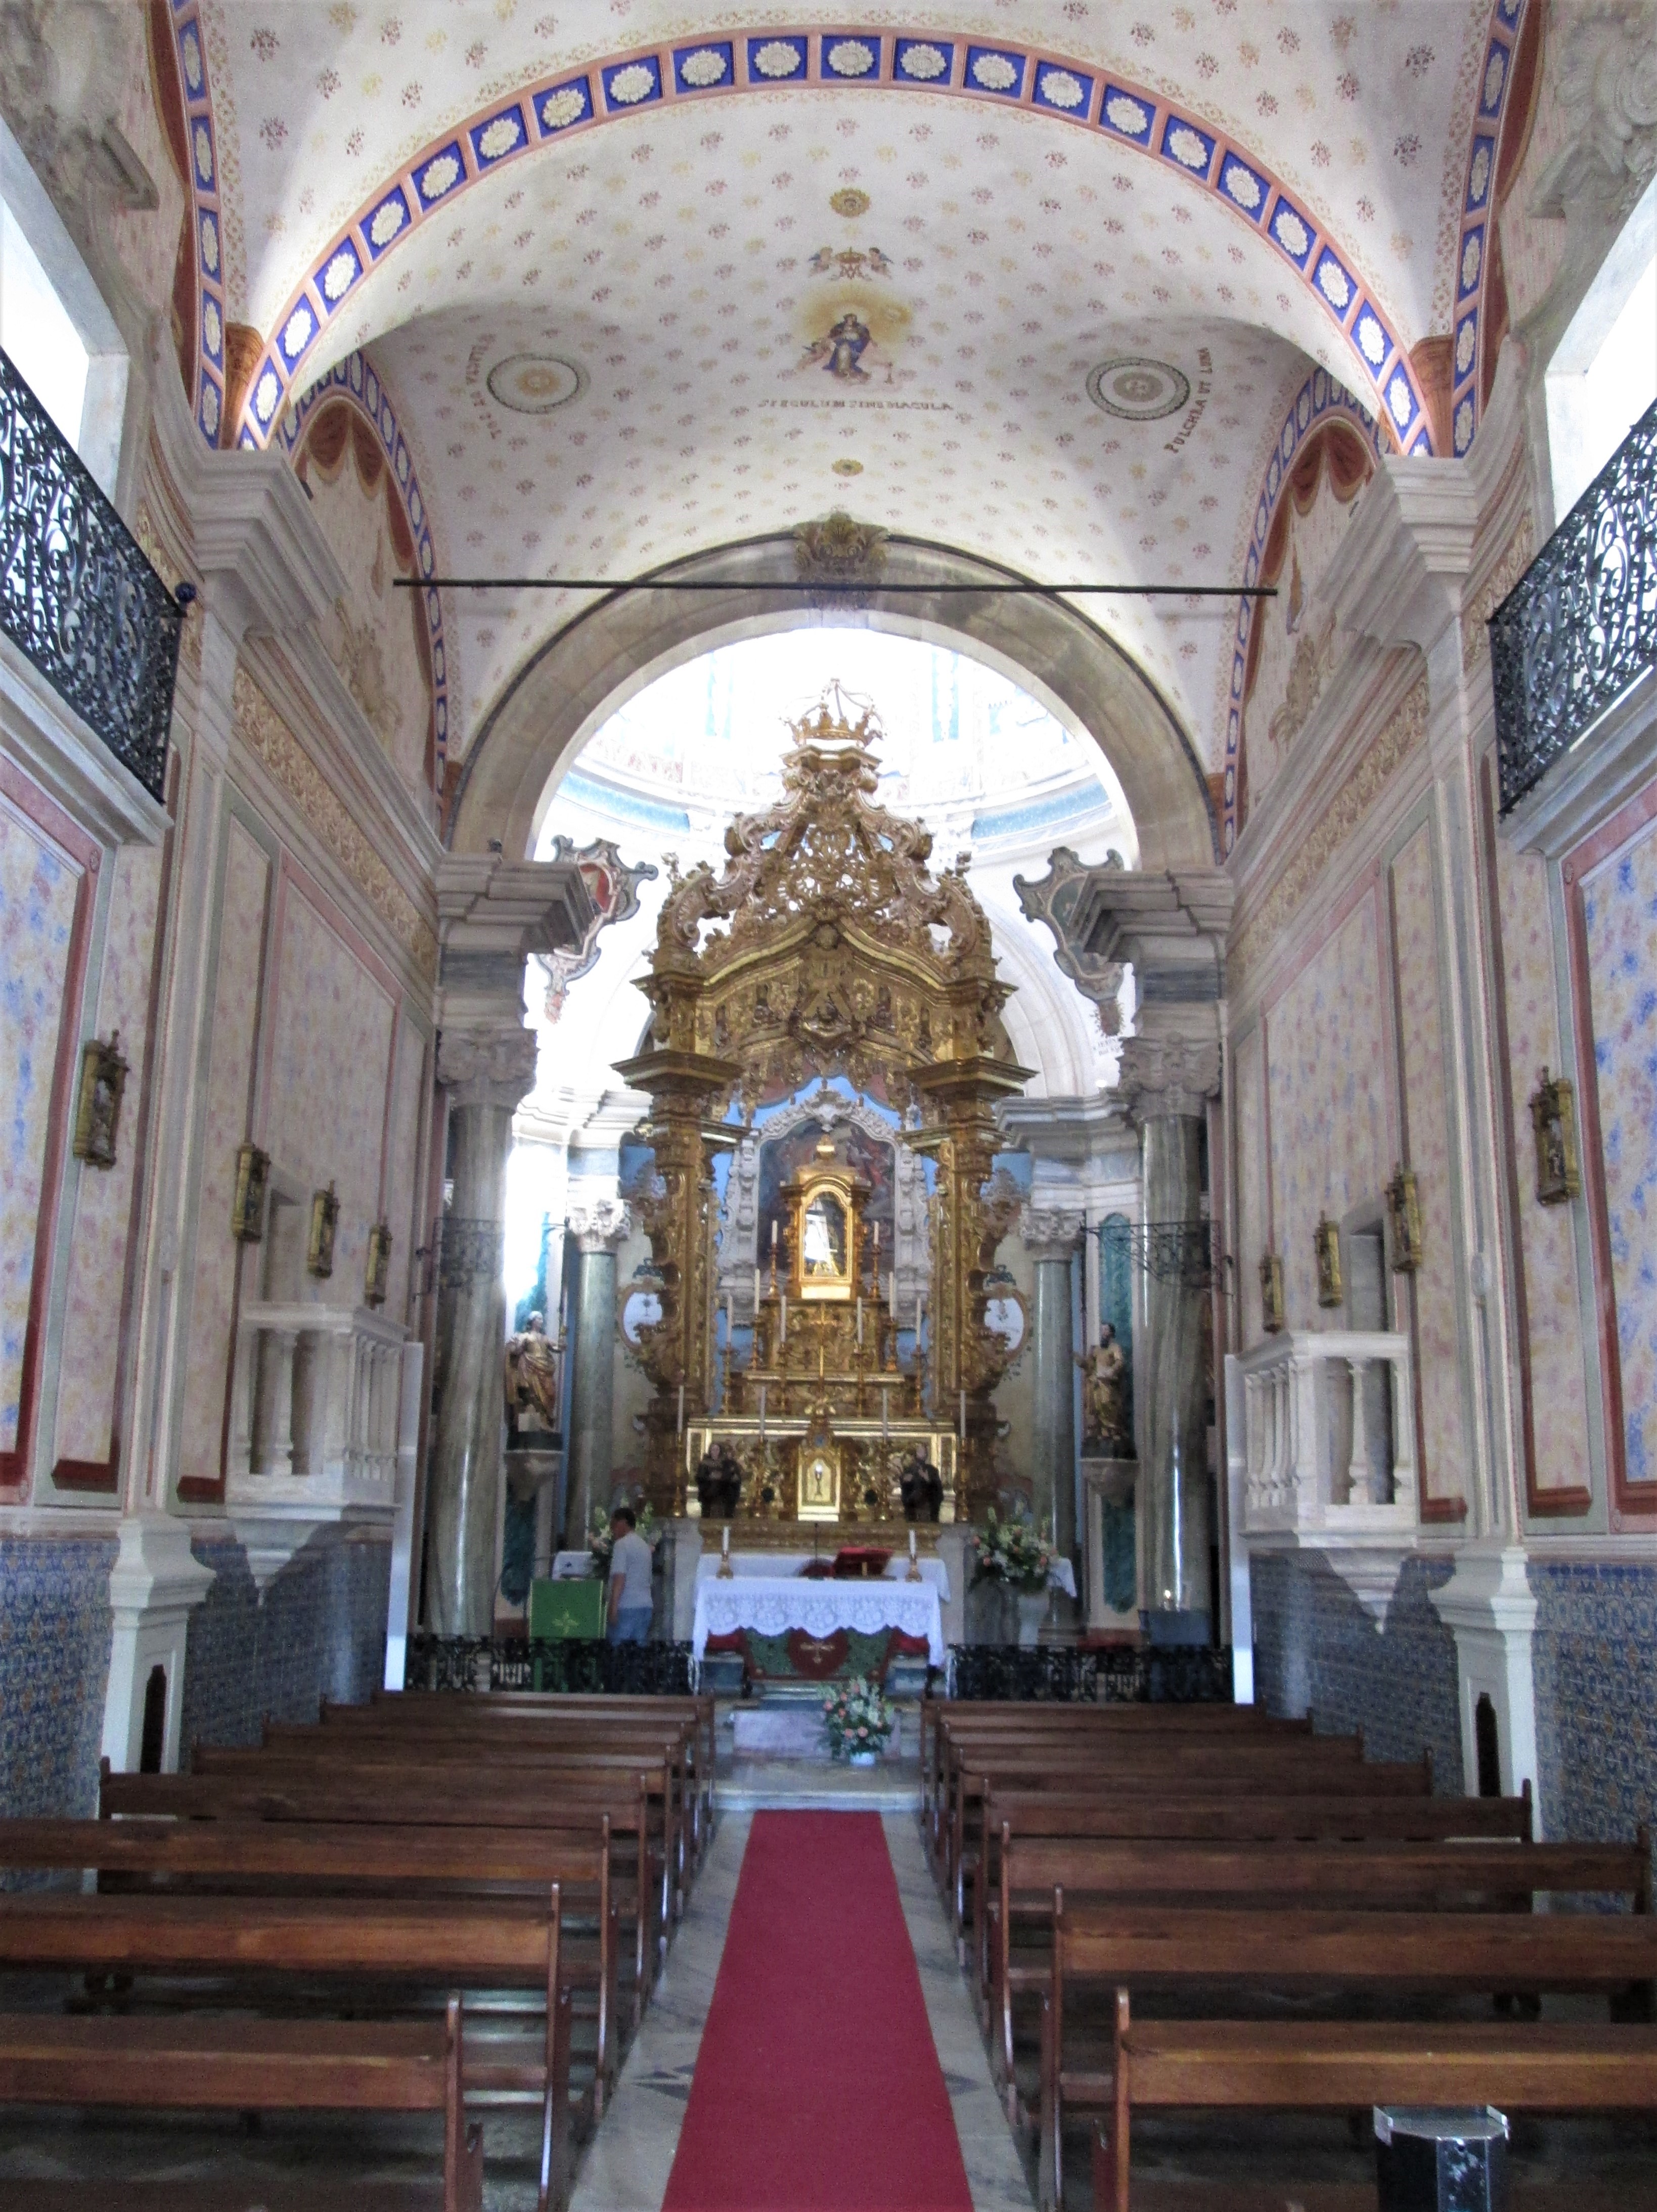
[786,680,883,758]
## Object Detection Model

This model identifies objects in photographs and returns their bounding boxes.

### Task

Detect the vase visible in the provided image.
[1015,1590,1048,1648]
[848,1750,879,1767]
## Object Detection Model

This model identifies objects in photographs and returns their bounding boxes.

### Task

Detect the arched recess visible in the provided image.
[448,533,1218,873]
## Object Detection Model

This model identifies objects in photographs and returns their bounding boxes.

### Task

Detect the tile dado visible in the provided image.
[0,1536,117,1826]
[1250,1550,1461,1787]
[180,1529,391,1750]
[1532,1559,1657,1854]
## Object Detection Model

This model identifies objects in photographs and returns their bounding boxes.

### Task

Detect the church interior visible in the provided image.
[2,0,1656,2205]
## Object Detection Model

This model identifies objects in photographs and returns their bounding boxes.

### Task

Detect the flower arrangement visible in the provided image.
[822,1675,894,1763]
[971,1509,1052,1593]
[588,1497,658,1576]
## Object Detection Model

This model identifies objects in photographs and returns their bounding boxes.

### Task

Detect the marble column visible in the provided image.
[1121,1038,1220,1641]
[427,1027,539,1635]
[563,1200,631,1547]
[1022,1206,1085,1561]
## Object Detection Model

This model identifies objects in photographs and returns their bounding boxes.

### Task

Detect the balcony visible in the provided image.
[0,348,188,803]
[1225,1330,1420,1620]
[226,1302,421,1588]
[1491,396,1657,815]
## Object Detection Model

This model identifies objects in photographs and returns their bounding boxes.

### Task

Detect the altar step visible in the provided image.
[716,1759,920,1814]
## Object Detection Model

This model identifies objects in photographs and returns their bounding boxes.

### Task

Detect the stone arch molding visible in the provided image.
[447,533,1218,876]
[188,25,1441,456]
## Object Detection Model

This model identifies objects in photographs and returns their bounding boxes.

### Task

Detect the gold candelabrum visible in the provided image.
[612,685,1028,1527]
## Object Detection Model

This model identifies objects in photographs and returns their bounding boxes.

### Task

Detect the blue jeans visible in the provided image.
[609,1607,653,1645]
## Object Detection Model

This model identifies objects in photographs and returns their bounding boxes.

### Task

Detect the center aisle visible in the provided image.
[661,1811,976,2212]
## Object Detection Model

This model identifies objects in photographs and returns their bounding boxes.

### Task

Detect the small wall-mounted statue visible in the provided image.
[505,1311,561,1444]
[1315,1213,1343,1307]
[1076,1322,1132,1455]
[900,1449,944,1522]
[1529,1065,1581,1205]
[695,1440,745,1520]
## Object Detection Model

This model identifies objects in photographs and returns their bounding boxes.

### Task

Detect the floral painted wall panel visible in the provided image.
[1243,468,1360,809]
[1233,1019,1269,1349]
[175,822,270,1493]
[1266,892,1389,1332]
[52,847,163,1469]
[1391,825,1465,1508]
[0,798,82,1457]
[264,885,396,1306]
[1582,814,1657,1495]
[1494,833,1590,1498]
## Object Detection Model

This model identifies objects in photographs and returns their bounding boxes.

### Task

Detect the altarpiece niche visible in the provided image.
[615,687,1030,1528]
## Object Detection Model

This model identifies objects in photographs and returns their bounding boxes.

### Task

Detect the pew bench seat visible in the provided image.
[0,2001,482,2212]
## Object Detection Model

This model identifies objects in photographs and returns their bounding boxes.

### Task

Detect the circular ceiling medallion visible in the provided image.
[486,353,588,413]
[832,457,863,476]
[1085,357,1190,421]
[829,187,871,218]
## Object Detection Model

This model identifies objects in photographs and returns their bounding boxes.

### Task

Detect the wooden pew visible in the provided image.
[1094,1991,1657,2212]
[989,1831,1650,2106]
[0,1998,482,2212]
[357,1692,718,1860]
[966,1782,1537,1977]
[101,1763,670,1996]
[946,1748,1438,1932]
[0,1891,570,2212]
[1041,1900,1657,2208]
[0,1816,620,2116]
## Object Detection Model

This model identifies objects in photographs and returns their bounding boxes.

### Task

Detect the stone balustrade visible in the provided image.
[1229,1330,1419,1546]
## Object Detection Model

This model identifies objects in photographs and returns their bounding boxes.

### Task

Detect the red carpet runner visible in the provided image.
[662,1811,975,2212]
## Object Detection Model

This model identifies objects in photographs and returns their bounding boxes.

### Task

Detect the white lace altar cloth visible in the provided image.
[693,1552,950,1601]
[692,1575,945,1665]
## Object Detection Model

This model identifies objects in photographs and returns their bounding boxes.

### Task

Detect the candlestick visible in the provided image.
[907,1527,921,1582]
[718,1523,733,1578]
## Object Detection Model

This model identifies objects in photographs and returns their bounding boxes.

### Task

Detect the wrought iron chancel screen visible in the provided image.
[0,348,188,803]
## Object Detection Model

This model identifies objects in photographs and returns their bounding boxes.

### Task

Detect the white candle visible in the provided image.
[887,1270,895,1314]
[677,1383,685,1437]
[880,1386,889,1441]
[722,1524,730,1559]
[873,1223,880,1260]
[771,1220,778,1252]
[780,1294,787,1343]
[909,1529,917,1562]
[915,1295,922,1341]
[753,1265,761,1312]
[959,1388,967,1441]
[856,1297,863,1346]
[758,1383,768,1439]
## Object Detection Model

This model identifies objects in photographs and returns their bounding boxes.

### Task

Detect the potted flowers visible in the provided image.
[971,1509,1053,1647]
[822,1676,895,1765]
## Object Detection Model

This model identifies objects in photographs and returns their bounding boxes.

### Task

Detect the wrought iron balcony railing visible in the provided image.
[1491,395,1657,815]
[0,348,190,803]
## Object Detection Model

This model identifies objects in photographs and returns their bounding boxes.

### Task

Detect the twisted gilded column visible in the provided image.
[1119,1036,1220,1641]
[428,1028,540,1634]
[563,1199,631,1546]
[1021,1205,1085,1559]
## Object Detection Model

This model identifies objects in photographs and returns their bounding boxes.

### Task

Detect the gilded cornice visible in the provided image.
[231,666,438,983]
[1230,673,1428,985]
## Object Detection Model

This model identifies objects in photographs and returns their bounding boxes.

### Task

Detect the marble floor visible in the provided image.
[565,1807,1036,2212]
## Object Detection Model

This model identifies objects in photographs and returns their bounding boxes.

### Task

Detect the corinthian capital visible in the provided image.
[437,1025,540,1110]
[1116,1035,1222,1123]
[567,1198,632,1255]
[1021,1203,1086,1264]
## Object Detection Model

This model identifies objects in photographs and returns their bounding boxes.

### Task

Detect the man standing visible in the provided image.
[607,1506,654,1644]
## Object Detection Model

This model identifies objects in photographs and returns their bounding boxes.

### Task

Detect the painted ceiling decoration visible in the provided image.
[169,0,227,446]
[1452,0,1527,458]
[181,24,1445,458]
[276,347,451,772]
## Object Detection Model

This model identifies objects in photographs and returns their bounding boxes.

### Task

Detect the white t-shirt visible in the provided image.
[610,1530,653,1612]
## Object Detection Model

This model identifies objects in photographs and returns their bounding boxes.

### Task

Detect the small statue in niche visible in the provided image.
[754,982,774,1023]
[900,1449,944,1522]
[872,982,894,1030]
[713,1003,732,1051]
[695,1440,744,1520]
[505,1312,562,1443]
[1076,1323,1131,1455]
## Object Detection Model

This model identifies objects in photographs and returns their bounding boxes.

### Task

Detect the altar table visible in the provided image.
[692,1574,946,1667]
[693,1552,950,1601]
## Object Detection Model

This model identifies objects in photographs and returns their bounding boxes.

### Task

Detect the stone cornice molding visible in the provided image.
[567,1198,632,1256]
[1117,1035,1222,1123]
[437,855,595,962]
[1324,458,1480,666]
[1022,864,1234,1010]
[998,1093,1134,1169]
[1021,1203,1086,1265]
[436,1025,540,1112]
